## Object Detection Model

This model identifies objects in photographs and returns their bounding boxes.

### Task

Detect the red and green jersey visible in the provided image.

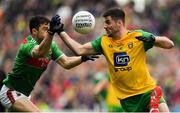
[91,29,156,99]
[3,35,63,96]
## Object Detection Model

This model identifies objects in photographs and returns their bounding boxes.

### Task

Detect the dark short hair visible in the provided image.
[29,16,50,33]
[103,8,125,24]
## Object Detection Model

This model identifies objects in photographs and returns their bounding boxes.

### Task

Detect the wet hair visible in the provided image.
[103,8,125,24]
[29,16,50,33]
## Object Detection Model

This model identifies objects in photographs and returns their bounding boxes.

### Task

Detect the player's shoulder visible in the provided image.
[128,29,144,34]
[127,29,149,37]
[99,34,109,40]
[20,35,36,45]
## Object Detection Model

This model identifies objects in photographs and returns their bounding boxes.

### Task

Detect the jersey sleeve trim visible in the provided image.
[51,41,64,60]
[55,53,64,61]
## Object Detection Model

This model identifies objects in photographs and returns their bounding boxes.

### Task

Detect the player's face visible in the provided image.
[36,23,49,41]
[104,16,119,37]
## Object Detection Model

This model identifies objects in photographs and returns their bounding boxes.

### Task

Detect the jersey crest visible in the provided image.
[128,42,133,49]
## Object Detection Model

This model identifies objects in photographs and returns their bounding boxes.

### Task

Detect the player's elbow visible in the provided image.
[165,40,174,49]
[32,51,46,58]
[63,63,72,70]
[64,66,71,70]
[32,46,49,58]
[39,51,47,57]
[61,61,73,70]
[155,37,174,49]
[168,40,174,48]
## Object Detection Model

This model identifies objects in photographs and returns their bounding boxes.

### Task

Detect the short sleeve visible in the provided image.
[136,30,155,51]
[51,41,64,61]
[20,43,36,57]
[91,36,103,54]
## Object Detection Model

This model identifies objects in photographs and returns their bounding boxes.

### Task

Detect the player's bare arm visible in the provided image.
[59,32,98,55]
[56,54,82,69]
[56,54,98,69]
[32,15,62,58]
[154,36,174,49]
[32,33,53,58]
[136,35,174,49]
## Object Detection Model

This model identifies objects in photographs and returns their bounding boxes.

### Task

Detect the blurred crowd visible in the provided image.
[0,0,179,112]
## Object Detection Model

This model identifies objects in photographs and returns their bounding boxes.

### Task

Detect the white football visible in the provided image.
[72,11,95,34]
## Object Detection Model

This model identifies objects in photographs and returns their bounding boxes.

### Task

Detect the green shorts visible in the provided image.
[120,90,166,112]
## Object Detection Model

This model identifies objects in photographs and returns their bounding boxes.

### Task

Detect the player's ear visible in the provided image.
[117,19,123,27]
[32,28,38,35]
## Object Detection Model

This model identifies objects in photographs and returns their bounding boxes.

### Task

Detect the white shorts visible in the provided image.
[0,85,29,109]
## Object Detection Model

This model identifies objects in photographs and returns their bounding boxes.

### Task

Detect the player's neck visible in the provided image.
[112,28,127,40]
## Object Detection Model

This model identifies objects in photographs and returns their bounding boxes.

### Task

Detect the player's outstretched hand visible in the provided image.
[48,15,62,35]
[81,55,99,62]
[135,35,155,43]
[57,20,64,34]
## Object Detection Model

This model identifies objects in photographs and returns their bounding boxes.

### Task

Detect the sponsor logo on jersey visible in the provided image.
[114,66,132,72]
[114,52,130,67]
[27,57,50,68]
[113,52,132,72]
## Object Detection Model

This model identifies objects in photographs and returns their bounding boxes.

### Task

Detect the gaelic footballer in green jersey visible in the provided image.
[3,35,63,96]
[0,15,98,112]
